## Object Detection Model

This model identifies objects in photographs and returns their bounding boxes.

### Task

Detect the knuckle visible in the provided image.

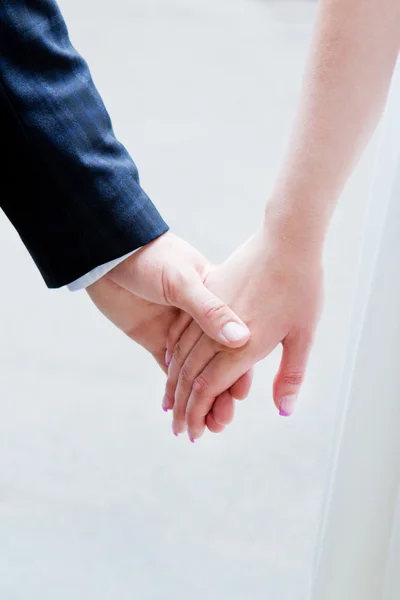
[193,374,209,396]
[281,368,305,387]
[200,297,226,321]
[172,341,183,363]
[178,364,192,387]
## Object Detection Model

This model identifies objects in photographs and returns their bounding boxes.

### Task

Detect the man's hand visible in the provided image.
[86,233,254,434]
[87,276,178,373]
[107,231,250,352]
[165,226,324,440]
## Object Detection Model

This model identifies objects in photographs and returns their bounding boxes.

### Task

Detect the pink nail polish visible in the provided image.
[279,395,297,417]
[189,434,195,443]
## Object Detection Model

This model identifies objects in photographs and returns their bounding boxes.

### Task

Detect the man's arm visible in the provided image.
[0,0,168,288]
[0,0,251,349]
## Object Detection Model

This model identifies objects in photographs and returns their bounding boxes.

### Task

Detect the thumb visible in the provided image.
[273,332,312,417]
[176,278,250,348]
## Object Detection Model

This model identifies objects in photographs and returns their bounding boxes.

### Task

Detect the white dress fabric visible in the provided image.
[311,55,400,600]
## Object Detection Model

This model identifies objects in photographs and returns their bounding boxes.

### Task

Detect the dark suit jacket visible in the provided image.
[0,0,168,288]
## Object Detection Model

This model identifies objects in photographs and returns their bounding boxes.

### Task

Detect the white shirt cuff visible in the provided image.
[66,248,140,291]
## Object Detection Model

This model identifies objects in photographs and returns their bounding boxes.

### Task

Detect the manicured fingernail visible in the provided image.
[220,322,249,343]
[173,428,179,437]
[165,349,172,367]
[189,434,195,443]
[162,395,169,412]
[279,395,297,417]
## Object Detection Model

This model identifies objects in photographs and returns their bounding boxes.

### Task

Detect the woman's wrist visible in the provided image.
[263,194,327,266]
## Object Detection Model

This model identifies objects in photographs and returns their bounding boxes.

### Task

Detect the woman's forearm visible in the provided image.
[266,0,400,254]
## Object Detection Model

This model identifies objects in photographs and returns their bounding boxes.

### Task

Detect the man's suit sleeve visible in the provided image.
[0,0,169,288]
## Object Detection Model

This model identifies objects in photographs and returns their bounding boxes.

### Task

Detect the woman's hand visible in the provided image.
[165,226,324,441]
[87,275,253,433]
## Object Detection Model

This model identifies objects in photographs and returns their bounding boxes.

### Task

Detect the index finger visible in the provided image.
[186,350,254,440]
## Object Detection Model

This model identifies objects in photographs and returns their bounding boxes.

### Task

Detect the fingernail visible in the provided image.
[279,395,297,417]
[165,349,172,367]
[220,322,249,343]
[162,395,169,412]
[189,434,196,443]
[173,428,179,437]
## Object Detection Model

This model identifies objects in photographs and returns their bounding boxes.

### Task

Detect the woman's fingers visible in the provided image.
[186,351,254,441]
[229,368,254,400]
[210,389,235,426]
[206,409,226,433]
[204,369,254,428]
[153,350,169,376]
[172,335,218,436]
[165,311,193,367]
[164,319,254,433]
[162,311,193,412]
[273,331,313,416]
[163,320,203,413]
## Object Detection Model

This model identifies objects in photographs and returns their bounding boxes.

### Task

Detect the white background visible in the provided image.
[0,1,379,598]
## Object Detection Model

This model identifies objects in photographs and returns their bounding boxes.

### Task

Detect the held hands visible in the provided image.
[165,227,324,441]
[107,231,250,349]
[88,227,323,442]
[87,231,253,434]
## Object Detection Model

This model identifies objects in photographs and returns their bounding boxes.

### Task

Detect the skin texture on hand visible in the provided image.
[107,231,250,349]
[88,0,399,444]
[86,254,253,435]
[165,227,324,441]
[87,276,178,373]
